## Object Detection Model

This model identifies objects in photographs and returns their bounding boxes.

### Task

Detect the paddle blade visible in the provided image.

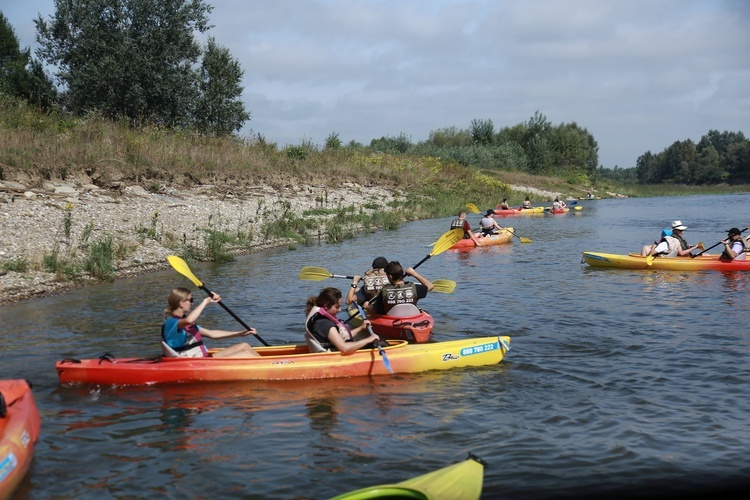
[353,302,393,374]
[574,205,583,210]
[519,236,533,244]
[646,255,655,266]
[697,241,705,251]
[167,255,203,287]
[432,279,457,294]
[379,345,394,374]
[298,266,333,281]
[431,229,465,256]
[465,202,480,214]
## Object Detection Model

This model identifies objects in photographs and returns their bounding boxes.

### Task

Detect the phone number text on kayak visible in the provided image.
[460,342,499,357]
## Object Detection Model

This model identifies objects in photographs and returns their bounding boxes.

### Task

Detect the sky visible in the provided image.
[3,0,750,168]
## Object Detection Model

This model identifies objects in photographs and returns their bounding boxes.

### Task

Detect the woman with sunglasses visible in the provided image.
[162,287,259,357]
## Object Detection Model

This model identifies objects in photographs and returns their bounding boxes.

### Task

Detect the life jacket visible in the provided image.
[657,236,681,257]
[362,268,389,300]
[450,219,470,238]
[305,306,352,351]
[721,239,748,260]
[380,283,419,314]
[500,203,510,210]
[480,216,496,235]
[673,234,689,251]
[161,316,207,358]
[522,201,531,209]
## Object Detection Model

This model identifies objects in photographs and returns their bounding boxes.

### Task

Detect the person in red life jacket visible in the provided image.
[371,261,434,315]
[162,287,259,357]
[450,210,482,246]
[346,256,389,306]
[305,287,379,353]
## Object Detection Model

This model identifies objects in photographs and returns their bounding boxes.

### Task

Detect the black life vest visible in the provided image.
[380,283,418,313]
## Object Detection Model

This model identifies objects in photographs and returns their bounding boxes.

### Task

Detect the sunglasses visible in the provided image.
[185,297,194,304]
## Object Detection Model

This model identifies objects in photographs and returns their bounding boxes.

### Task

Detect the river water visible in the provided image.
[2,193,749,499]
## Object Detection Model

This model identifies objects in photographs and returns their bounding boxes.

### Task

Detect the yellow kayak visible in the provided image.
[330,454,486,499]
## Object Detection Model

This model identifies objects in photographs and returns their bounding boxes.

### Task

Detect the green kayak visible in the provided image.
[330,454,487,499]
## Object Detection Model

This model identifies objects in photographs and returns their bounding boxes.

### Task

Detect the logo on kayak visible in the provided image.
[0,452,19,482]
[271,360,294,365]
[460,342,499,356]
[442,353,459,361]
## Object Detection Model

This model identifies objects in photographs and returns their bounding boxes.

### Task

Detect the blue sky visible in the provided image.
[3,0,749,168]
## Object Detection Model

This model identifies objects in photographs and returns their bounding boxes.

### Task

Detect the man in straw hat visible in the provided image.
[669,221,702,256]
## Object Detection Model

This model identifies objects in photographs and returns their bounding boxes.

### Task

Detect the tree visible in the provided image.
[469,118,494,145]
[524,111,553,173]
[34,0,248,134]
[636,151,659,184]
[194,37,250,136]
[427,126,472,148]
[0,13,57,109]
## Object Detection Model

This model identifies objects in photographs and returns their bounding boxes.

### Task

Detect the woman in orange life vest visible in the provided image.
[345,256,389,306]
[305,287,379,353]
[371,261,434,315]
[162,287,260,357]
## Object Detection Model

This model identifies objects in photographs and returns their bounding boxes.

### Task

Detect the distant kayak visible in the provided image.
[330,454,487,499]
[493,206,544,216]
[450,229,513,249]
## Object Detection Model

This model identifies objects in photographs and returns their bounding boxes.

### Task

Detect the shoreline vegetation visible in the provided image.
[1,98,748,305]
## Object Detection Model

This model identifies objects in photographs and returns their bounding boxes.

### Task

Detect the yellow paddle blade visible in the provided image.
[298,266,334,281]
[697,241,705,251]
[167,255,203,287]
[574,205,583,210]
[432,279,457,294]
[465,203,480,214]
[432,229,465,256]
[519,236,533,244]
[646,255,655,266]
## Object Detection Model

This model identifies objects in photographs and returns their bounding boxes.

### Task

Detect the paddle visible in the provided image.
[691,227,749,258]
[167,255,270,346]
[646,241,705,266]
[353,302,393,374]
[465,203,532,243]
[408,228,465,269]
[298,266,456,294]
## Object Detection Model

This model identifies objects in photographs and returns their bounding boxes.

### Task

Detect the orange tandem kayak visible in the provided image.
[450,229,513,249]
[56,336,511,386]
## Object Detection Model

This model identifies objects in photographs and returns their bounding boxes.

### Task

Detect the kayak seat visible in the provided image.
[387,303,422,318]
[161,341,181,358]
[304,332,330,353]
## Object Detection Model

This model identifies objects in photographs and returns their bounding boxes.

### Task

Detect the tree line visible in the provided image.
[1,0,248,136]
[363,111,599,183]
[634,130,750,185]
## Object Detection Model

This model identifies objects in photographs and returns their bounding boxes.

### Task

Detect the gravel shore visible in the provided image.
[0,179,399,304]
